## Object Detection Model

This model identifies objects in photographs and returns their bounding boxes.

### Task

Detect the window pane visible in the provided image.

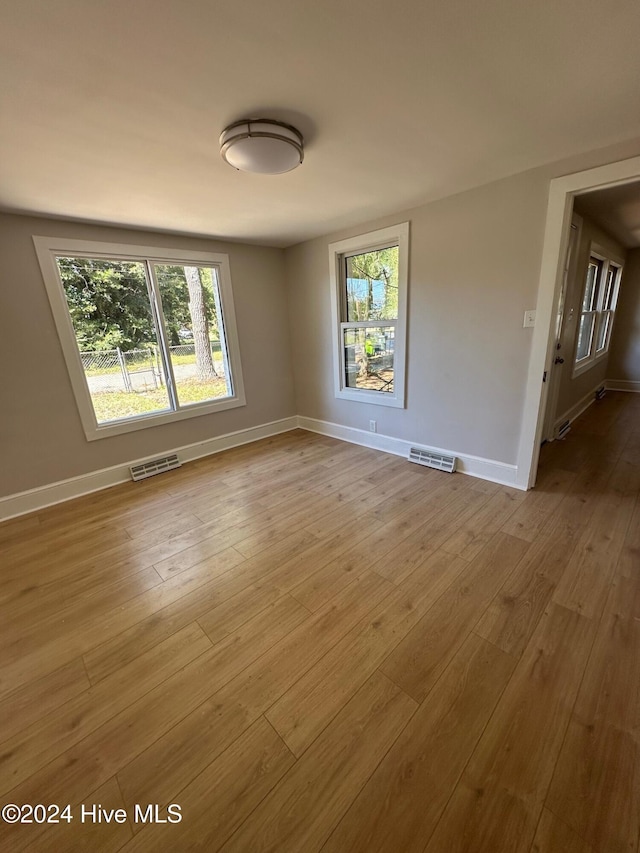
[576,313,594,361]
[582,260,600,311]
[344,327,395,392]
[603,266,617,309]
[154,264,232,406]
[596,312,611,351]
[55,256,171,423]
[345,246,399,322]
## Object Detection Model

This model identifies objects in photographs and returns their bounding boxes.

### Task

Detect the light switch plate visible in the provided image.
[523,309,536,328]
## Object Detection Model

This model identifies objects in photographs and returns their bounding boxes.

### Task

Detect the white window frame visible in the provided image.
[594,259,621,357]
[573,241,623,378]
[329,222,409,408]
[34,236,246,441]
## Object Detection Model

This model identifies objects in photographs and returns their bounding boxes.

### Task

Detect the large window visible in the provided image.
[573,244,623,376]
[34,238,245,439]
[329,223,409,407]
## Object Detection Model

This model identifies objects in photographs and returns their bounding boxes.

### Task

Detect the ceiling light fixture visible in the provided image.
[219,118,304,174]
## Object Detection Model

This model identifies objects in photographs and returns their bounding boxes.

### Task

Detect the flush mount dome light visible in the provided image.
[219,118,304,174]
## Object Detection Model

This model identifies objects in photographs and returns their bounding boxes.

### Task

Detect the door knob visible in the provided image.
[554,356,565,364]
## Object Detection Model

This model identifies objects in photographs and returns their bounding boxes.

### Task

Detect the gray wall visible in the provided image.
[4,137,640,501]
[0,213,295,498]
[554,212,626,420]
[608,247,640,386]
[285,140,640,467]
[285,170,546,464]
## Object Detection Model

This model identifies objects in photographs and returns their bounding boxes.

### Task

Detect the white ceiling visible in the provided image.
[2,0,640,247]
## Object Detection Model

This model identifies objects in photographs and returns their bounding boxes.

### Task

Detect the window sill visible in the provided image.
[572,349,609,380]
[336,387,405,408]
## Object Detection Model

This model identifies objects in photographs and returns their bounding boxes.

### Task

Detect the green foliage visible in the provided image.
[155,264,218,347]
[346,246,398,321]
[57,257,219,352]
[58,257,154,351]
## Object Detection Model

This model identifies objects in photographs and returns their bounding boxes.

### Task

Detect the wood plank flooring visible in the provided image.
[0,391,639,852]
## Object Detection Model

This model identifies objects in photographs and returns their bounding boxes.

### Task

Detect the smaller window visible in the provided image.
[595,263,620,354]
[575,256,602,364]
[329,223,409,408]
[573,246,623,376]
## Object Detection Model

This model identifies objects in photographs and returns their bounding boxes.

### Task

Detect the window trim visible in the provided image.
[572,241,623,378]
[328,222,409,408]
[33,236,246,441]
[594,260,621,356]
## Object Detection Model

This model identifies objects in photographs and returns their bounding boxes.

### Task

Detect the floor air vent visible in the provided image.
[130,454,181,482]
[556,420,571,439]
[408,447,456,473]
[596,386,606,400]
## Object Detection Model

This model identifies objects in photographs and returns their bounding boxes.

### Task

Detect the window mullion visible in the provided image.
[145,261,179,411]
[340,320,398,330]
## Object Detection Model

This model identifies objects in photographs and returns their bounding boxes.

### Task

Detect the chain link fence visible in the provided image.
[80,344,225,394]
[80,348,157,372]
[169,342,222,359]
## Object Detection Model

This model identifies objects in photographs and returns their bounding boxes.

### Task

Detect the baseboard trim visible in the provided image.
[0,411,524,522]
[606,379,640,393]
[179,417,298,464]
[296,416,521,489]
[0,416,298,522]
[553,382,603,437]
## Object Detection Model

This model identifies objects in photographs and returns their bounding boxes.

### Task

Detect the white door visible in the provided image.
[541,211,582,442]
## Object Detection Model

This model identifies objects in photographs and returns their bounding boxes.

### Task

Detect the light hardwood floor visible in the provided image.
[0,391,638,852]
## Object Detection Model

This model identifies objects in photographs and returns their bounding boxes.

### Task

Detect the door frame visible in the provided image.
[516,154,640,489]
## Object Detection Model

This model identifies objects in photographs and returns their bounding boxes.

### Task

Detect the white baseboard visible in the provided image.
[0,417,298,522]
[606,379,640,393]
[297,416,520,489]
[179,417,298,464]
[553,382,603,437]
[0,411,525,523]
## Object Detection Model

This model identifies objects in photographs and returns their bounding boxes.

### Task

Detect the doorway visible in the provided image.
[516,155,640,489]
